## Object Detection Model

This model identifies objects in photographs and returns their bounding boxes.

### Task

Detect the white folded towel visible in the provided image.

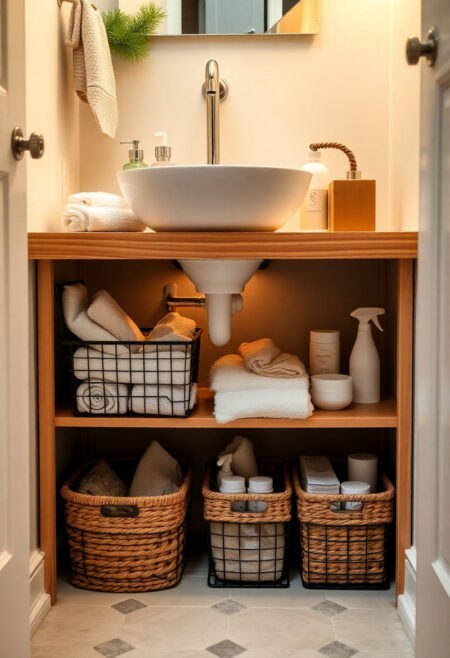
[73,346,192,385]
[210,354,309,393]
[66,0,118,138]
[63,204,145,233]
[76,379,128,414]
[214,389,313,424]
[68,192,129,209]
[87,290,145,350]
[146,312,197,344]
[129,383,197,416]
[62,283,129,356]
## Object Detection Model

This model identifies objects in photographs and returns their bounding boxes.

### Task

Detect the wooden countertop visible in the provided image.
[28,231,418,260]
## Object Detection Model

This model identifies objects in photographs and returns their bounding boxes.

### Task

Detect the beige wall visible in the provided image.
[26,1,80,232]
[78,0,420,231]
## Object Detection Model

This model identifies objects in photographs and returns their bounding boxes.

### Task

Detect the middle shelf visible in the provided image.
[55,389,397,429]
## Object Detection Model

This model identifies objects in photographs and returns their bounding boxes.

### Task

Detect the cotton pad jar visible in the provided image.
[311,374,353,410]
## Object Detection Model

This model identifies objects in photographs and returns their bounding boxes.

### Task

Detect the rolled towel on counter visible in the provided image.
[239,338,307,378]
[87,290,145,351]
[63,204,145,233]
[68,192,129,208]
[129,383,197,416]
[76,379,129,414]
[210,354,309,393]
[146,312,197,344]
[62,283,129,356]
[214,388,313,424]
[73,346,192,385]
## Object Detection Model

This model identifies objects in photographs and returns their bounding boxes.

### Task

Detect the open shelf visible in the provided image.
[55,389,397,429]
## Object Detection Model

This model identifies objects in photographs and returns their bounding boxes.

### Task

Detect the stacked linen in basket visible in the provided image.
[210,338,313,424]
[62,282,197,415]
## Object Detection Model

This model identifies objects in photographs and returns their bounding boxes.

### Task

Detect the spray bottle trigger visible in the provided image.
[372,315,383,332]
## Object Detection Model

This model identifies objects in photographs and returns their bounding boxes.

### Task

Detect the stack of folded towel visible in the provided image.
[210,338,313,424]
[62,282,197,415]
[62,192,146,233]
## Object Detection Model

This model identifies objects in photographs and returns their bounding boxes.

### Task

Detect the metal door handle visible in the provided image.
[406,26,438,67]
[11,127,45,161]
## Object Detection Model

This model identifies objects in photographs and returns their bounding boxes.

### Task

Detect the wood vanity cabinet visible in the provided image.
[29,231,417,604]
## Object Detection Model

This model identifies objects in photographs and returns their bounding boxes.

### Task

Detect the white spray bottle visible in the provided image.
[349,307,385,403]
[216,453,233,489]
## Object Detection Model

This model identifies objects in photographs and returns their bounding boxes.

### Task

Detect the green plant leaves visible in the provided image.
[102,3,166,63]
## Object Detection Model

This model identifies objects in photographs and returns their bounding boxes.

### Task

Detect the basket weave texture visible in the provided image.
[61,463,192,592]
[202,460,292,523]
[293,466,395,587]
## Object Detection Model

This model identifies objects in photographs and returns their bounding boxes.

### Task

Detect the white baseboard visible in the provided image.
[398,548,416,647]
[29,550,51,637]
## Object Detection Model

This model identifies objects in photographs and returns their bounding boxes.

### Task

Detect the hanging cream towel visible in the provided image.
[66,0,118,138]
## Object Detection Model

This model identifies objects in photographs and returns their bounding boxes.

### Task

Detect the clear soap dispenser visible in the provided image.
[151,132,175,166]
[120,139,147,170]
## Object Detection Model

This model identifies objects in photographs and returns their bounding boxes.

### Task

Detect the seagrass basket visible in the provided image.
[293,466,395,589]
[61,462,192,592]
[202,459,292,588]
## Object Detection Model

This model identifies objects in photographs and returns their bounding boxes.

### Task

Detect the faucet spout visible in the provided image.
[205,59,220,164]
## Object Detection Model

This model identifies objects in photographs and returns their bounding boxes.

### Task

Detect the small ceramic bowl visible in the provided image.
[311,374,353,410]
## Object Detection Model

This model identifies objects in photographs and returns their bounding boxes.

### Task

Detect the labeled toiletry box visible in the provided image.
[328,179,376,231]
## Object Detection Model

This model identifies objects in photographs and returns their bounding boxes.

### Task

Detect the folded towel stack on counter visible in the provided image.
[210,339,313,424]
[61,282,198,415]
[62,192,146,233]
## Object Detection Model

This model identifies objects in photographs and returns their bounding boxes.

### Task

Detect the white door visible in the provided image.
[413,1,450,656]
[0,0,30,656]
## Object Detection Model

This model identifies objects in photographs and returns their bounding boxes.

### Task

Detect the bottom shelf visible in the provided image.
[54,389,397,428]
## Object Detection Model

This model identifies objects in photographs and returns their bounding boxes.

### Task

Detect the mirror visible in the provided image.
[157,0,318,36]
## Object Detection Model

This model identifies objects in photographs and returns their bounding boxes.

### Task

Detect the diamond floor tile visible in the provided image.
[112,599,147,615]
[319,640,358,658]
[313,600,347,617]
[93,638,135,658]
[212,600,246,616]
[206,639,247,657]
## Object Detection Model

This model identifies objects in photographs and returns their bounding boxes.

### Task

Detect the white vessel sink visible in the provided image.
[117,165,311,231]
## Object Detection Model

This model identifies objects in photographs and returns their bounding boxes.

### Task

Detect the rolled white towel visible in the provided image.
[129,383,197,416]
[76,379,129,414]
[87,290,145,351]
[146,312,197,344]
[63,204,145,232]
[68,192,129,208]
[210,354,309,393]
[73,346,192,385]
[62,283,129,356]
[214,388,314,424]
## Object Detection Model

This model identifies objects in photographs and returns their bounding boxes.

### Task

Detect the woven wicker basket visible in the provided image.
[203,460,292,587]
[61,463,192,593]
[293,466,395,589]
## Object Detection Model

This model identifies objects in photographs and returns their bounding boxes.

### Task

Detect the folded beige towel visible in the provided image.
[68,192,129,209]
[62,283,129,355]
[87,290,145,351]
[129,440,183,497]
[78,460,128,497]
[66,0,118,138]
[210,522,285,582]
[239,338,307,378]
[147,312,197,344]
[210,354,310,393]
[63,204,145,233]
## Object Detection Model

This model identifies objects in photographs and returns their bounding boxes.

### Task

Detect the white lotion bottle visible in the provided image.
[349,307,385,403]
[300,149,330,231]
[151,131,176,166]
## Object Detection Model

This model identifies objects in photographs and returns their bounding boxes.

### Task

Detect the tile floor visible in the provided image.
[32,556,414,658]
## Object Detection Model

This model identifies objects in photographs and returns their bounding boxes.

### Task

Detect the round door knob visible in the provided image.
[11,127,45,161]
[406,26,438,67]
